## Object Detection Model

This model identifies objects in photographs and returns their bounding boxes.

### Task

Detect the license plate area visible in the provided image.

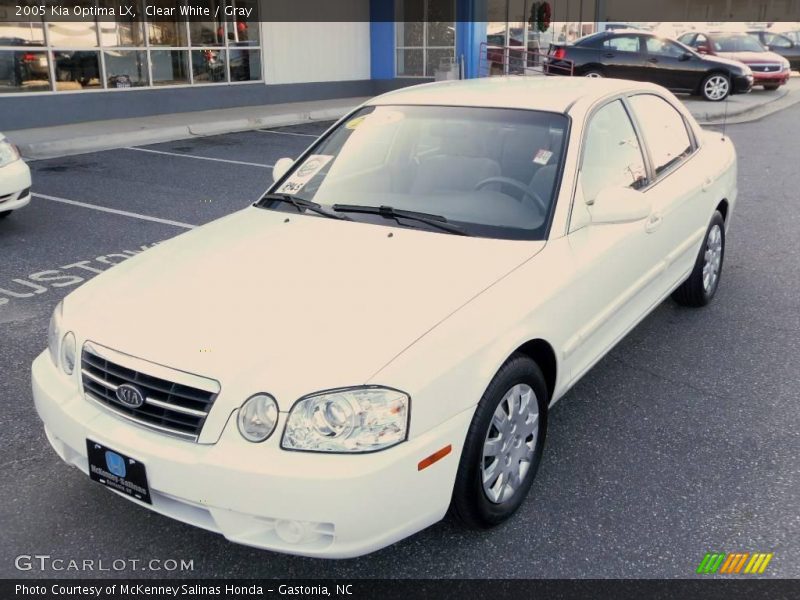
[86,440,152,504]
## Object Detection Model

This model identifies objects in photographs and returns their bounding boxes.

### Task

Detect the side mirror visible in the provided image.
[589,186,651,225]
[272,157,294,182]
[680,51,693,61]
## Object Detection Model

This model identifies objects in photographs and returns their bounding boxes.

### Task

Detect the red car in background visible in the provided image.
[678,30,791,90]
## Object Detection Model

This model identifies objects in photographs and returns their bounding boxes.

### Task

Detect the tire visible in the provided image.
[701,73,730,101]
[450,354,548,529]
[763,84,780,91]
[0,211,11,219]
[583,69,604,78]
[672,211,725,307]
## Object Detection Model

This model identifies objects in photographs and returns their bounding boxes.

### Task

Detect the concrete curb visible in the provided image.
[15,106,356,160]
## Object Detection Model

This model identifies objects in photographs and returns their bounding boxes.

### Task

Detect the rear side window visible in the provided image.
[604,35,640,52]
[581,99,647,204]
[629,94,693,176]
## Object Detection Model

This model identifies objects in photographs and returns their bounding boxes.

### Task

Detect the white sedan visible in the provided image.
[0,134,32,219]
[32,77,736,558]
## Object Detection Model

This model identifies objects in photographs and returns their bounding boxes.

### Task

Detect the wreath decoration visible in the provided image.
[529,1,552,33]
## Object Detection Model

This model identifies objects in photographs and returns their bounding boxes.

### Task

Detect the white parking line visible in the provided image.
[124,147,274,168]
[32,193,197,229]
[256,129,318,138]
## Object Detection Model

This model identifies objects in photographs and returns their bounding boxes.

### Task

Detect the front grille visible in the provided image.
[81,345,219,442]
[750,64,782,72]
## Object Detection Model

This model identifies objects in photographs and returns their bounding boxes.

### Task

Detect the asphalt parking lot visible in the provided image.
[1,107,798,579]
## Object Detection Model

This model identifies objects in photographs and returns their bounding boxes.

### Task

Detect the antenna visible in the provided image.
[721,90,730,140]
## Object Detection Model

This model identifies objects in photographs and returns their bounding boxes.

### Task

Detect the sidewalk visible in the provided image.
[5,77,800,160]
[6,96,369,160]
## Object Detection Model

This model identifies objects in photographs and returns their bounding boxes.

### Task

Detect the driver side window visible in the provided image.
[580,99,647,206]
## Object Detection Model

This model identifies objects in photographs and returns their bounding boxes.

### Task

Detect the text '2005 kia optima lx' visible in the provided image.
[32,77,736,558]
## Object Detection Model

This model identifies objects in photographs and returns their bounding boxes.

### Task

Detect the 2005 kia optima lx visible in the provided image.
[33,77,736,558]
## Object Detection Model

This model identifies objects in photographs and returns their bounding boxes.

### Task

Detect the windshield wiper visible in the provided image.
[255,193,350,221]
[331,204,469,236]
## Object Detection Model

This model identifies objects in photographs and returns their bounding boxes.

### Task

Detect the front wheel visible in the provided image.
[450,354,548,528]
[0,211,11,220]
[701,73,730,101]
[672,211,725,307]
[763,84,781,91]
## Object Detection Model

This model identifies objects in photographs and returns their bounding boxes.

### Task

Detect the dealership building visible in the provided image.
[0,0,782,129]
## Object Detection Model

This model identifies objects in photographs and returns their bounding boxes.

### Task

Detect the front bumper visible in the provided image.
[751,70,790,86]
[732,73,754,94]
[0,158,32,212]
[32,352,470,558]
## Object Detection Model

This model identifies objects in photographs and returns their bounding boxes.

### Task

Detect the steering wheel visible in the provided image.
[474,176,548,212]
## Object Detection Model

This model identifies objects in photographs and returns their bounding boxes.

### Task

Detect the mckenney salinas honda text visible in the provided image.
[33,77,737,558]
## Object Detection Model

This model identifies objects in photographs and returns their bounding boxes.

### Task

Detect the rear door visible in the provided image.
[599,34,647,80]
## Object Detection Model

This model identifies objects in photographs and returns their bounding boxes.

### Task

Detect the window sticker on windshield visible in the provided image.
[533,149,553,165]
[345,116,367,130]
[276,155,334,194]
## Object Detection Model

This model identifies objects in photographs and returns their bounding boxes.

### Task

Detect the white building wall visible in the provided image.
[261,22,372,84]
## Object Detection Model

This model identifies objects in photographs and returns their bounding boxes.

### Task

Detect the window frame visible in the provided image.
[625,92,698,185]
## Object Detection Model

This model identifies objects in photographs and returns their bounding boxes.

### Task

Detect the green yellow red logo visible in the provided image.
[697,552,773,574]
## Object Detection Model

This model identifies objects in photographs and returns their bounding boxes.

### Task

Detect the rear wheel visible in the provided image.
[672,211,725,307]
[450,354,548,528]
[584,69,604,78]
[701,73,730,101]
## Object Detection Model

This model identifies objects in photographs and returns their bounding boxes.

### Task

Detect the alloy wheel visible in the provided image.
[481,383,539,504]
[702,224,723,293]
[704,75,729,100]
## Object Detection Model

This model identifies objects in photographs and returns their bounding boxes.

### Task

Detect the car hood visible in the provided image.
[66,207,543,407]
[716,50,784,64]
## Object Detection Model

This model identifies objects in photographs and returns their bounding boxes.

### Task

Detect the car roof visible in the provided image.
[366,77,659,114]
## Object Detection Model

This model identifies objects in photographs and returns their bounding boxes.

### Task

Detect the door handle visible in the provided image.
[603,53,615,58]
[645,212,663,233]
[647,57,658,63]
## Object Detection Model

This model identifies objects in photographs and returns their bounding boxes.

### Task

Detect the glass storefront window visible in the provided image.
[0,50,50,93]
[0,21,46,46]
[53,50,101,90]
[191,49,227,83]
[150,49,189,85]
[395,0,455,77]
[225,0,259,46]
[104,50,148,87]
[1,0,261,93]
[98,1,145,46]
[229,48,260,81]
[189,0,225,46]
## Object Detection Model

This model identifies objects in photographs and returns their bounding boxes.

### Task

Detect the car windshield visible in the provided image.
[268,105,569,240]
[712,33,766,52]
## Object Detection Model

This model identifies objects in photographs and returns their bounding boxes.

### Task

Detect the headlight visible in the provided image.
[0,139,20,168]
[60,331,76,375]
[47,301,63,368]
[282,387,409,453]
[237,394,279,442]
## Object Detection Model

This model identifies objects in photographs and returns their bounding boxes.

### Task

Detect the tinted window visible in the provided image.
[711,33,766,52]
[269,105,569,240]
[646,37,688,58]
[604,35,640,52]
[581,100,647,204]
[763,32,793,48]
[678,33,696,45]
[629,94,693,175]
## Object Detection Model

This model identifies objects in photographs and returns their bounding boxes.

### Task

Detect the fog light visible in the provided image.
[237,394,278,442]
[275,519,315,544]
[61,332,76,375]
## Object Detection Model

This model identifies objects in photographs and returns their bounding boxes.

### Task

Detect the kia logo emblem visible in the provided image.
[116,384,145,409]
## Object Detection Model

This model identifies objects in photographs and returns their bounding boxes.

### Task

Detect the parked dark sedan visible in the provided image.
[747,30,800,71]
[546,31,754,101]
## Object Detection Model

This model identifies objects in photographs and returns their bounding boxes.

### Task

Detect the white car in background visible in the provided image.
[32,77,737,558]
[0,134,31,219]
